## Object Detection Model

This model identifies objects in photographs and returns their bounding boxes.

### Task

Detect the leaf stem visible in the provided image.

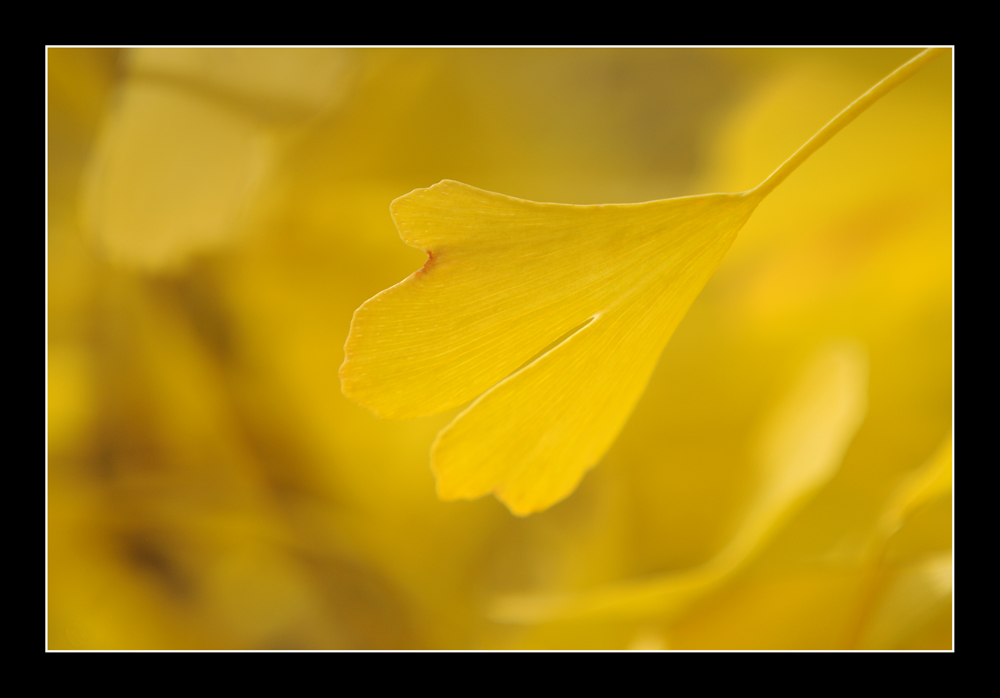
[751,48,947,199]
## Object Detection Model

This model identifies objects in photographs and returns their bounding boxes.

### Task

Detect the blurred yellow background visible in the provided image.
[47,47,952,650]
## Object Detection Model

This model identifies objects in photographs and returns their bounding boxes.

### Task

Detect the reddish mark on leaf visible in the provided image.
[414,250,435,277]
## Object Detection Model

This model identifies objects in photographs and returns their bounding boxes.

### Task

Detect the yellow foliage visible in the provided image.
[47,47,952,650]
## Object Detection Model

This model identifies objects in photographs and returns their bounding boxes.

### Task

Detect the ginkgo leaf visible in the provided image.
[487,340,868,622]
[340,48,943,516]
[343,184,758,515]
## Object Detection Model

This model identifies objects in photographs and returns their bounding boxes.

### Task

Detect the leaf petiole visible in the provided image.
[752,47,946,199]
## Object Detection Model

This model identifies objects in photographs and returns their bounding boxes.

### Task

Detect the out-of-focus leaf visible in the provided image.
[129,48,355,120]
[845,435,953,649]
[857,552,952,650]
[489,341,868,622]
[80,82,270,271]
[80,48,357,272]
[878,434,952,541]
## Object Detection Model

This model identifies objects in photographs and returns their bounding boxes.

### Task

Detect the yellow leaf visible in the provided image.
[80,48,356,271]
[877,435,953,566]
[128,48,355,119]
[340,48,944,516]
[343,182,758,515]
[857,552,952,650]
[878,434,952,539]
[81,80,269,271]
